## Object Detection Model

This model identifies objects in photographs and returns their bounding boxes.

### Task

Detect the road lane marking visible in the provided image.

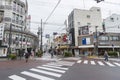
[37,66,65,73]
[9,75,26,80]
[21,71,55,80]
[90,61,96,65]
[105,62,115,67]
[30,68,62,77]
[98,61,105,66]
[42,65,68,70]
[77,60,82,63]
[83,60,88,64]
[113,62,120,67]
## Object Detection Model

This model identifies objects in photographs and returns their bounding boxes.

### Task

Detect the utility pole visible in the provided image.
[20,27,23,60]
[95,26,98,56]
[8,24,12,56]
[40,19,43,52]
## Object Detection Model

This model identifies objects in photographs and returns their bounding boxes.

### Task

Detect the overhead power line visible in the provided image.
[43,0,62,33]
[44,0,61,23]
[31,21,64,26]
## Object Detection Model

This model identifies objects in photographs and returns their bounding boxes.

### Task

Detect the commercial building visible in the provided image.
[103,14,120,33]
[0,0,38,57]
[68,7,120,56]
[68,7,103,47]
[78,33,120,55]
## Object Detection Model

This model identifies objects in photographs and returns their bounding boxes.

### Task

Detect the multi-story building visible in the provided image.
[78,33,120,55]
[0,0,38,57]
[103,14,120,33]
[68,7,103,47]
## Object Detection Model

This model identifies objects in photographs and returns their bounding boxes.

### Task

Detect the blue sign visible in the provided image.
[82,38,86,45]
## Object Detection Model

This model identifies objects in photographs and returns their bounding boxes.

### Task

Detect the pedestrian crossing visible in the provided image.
[77,59,120,67]
[8,61,73,80]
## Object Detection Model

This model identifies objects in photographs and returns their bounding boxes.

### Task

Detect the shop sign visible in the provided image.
[0,23,4,40]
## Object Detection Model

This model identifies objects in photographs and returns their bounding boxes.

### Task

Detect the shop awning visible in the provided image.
[78,45,120,48]
[78,45,94,48]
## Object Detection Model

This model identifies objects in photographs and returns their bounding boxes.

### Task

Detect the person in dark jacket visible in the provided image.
[25,52,29,62]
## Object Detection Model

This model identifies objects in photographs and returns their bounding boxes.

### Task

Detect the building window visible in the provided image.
[0,11,4,23]
[87,23,91,26]
[110,36,119,41]
[87,15,90,18]
[97,9,100,11]
[0,0,5,5]
[16,15,19,24]
[110,17,114,22]
[117,17,119,20]
[5,0,11,5]
[77,22,80,25]
[118,26,120,29]
[99,36,108,41]
[13,2,16,11]
[12,13,16,21]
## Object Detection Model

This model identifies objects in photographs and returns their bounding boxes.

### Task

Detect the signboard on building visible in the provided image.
[82,37,90,45]
[0,23,4,40]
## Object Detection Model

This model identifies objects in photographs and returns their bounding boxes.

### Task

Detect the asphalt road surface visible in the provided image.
[1,58,120,80]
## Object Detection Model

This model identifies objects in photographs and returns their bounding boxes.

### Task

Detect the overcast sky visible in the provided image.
[27,0,120,43]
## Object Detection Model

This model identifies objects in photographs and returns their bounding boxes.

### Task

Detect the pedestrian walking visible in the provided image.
[104,51,109,61]
[49,48,54,58]
[31,50,35,60]
[25,52,29,62]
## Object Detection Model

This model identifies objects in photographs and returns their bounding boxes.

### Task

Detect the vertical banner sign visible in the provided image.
[0,23,4,40]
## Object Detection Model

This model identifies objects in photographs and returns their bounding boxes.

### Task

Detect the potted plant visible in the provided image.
[8,53,17,60]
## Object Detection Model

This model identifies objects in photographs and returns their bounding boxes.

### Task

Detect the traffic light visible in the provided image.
[95,0,104,3]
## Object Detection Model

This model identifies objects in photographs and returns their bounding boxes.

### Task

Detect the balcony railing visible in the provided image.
[4,17,11,22]
[0,5,12,10]
[0,5,4,9]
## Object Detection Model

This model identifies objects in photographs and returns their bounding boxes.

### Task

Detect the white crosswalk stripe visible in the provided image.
[77,59,120,67]
[83,60,88,64]
[9,75,26,80]
[90,61,96,65]
[21,71,55,80]
[30,68,62,77]
[37,66,65,73]
[77,60,82,63]
[105,62,115,67]
[9,63,69,80]
[47,63,63,67]
[47,61,75,66]
[113,62,120,66]
[42,65,68,70]
[97,61,105,66]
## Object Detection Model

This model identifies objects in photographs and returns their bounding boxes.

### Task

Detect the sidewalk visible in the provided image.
[35,52,61,61]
